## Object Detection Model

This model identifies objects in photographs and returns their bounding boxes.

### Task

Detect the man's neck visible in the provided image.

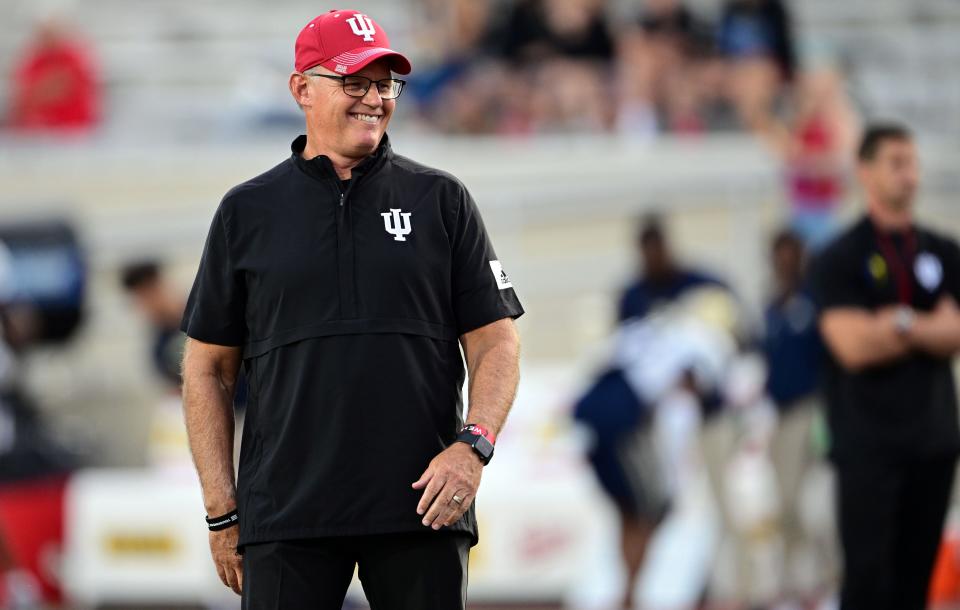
[302,136,370,181]
[776,280,800,303]
[867,199,912,233]
[645,265,677,285]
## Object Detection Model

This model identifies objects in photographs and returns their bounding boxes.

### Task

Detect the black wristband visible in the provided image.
[205,509,239,531]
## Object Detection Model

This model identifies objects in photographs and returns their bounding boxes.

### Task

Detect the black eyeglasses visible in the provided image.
[305,73,406,100]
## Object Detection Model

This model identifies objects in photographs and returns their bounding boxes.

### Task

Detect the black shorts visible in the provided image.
[241,531,471,610]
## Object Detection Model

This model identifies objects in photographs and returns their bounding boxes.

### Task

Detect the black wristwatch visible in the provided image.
[455,424,495,465]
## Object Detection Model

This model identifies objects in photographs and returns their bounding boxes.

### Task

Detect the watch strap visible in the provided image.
[456,424,495,465]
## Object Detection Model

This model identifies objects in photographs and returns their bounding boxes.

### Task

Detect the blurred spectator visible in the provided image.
[509,0,617,132]
[618,215,724,322]
[576,212,740,607]
[410,0,536,135]
[761,229,832,600]
[763,230,820,416]
[718,0,796,77]
[617,0,725,136]
[416,0,616,134]
[761,67,859,249]
[541,0,615,60]
[575,286,741,609]
[573,364,658,609]
[497,0,549,62]
[120,260,249,422]
[7,16,100,133]
[417,0,495,60]
[717,0,797,131]
[408,0,497,123]
[120,260,187,391]
[498,0,614,64]
[120,259,245,471]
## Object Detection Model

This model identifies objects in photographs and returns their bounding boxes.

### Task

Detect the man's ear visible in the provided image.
[289,72,310,109]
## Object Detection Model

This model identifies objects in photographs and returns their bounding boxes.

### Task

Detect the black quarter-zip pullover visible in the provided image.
[182,134,523,547]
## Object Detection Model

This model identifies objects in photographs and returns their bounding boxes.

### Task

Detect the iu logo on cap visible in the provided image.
[381,209,412,241]
[347,14,376,42]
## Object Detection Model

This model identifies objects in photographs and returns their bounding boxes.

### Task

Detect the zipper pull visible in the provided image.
[340,193,345,207]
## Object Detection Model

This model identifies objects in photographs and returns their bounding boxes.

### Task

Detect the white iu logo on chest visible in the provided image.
[381,209,412,241]
[346,14,376,42]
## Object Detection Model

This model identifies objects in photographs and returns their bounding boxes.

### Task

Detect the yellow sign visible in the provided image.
[104,532,180,557]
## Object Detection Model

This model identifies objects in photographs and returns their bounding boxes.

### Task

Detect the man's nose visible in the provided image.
[360,84,383,107]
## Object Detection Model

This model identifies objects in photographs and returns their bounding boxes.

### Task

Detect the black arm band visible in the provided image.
[205,509,239,531]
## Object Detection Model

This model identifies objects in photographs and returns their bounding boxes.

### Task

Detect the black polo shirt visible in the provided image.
[812,215,960,463]
[181,135,524,547]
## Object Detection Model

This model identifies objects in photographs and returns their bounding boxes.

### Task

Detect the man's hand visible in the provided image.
[907,295,960,358]
[209,527,243,595]
[412,443,483,529]
[932,294,960,319]
[819,306,911,371]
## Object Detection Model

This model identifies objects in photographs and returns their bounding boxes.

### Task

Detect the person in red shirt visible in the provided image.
[8,17,100,132]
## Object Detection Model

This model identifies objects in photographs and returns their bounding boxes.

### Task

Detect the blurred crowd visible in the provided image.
[3,1,859,246]
[411,0,811,136]
[406,0,859,245]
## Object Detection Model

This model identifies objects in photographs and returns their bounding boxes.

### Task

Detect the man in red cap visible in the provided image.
[180,9,523,610]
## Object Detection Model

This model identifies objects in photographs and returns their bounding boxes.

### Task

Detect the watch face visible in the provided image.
[895,306,915,333]
[475,435,494,459]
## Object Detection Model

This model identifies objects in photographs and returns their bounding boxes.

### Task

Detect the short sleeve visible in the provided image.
[942,238,960,302]
[616,287,633,323]
[617,283,648,322]
[450,188,524,334]
[180,205,247,346]
[811,244,868,312]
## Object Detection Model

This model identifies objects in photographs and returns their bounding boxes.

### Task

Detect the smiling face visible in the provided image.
[290,58,396,162]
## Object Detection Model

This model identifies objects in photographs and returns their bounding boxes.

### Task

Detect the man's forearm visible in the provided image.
[463,325,520,437]
[910,307,960,358]
[820,308,911,371]
[182,352,239,515]
[853,315,912,367]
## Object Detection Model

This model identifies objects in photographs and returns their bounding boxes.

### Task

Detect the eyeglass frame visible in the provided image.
[303,72,406,100]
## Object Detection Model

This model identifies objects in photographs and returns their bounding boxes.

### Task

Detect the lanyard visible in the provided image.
[875,228,916,305]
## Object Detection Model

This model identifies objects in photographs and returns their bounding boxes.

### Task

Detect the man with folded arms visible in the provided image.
[814,122,960,610]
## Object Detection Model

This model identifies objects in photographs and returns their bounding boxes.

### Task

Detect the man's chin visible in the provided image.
[888,196,914,212]
[347,133,382,156]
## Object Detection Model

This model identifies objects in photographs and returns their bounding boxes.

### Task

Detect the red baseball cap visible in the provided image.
[294,10,412,75]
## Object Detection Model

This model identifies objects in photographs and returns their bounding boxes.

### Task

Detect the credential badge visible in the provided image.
[915,251,943,291]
